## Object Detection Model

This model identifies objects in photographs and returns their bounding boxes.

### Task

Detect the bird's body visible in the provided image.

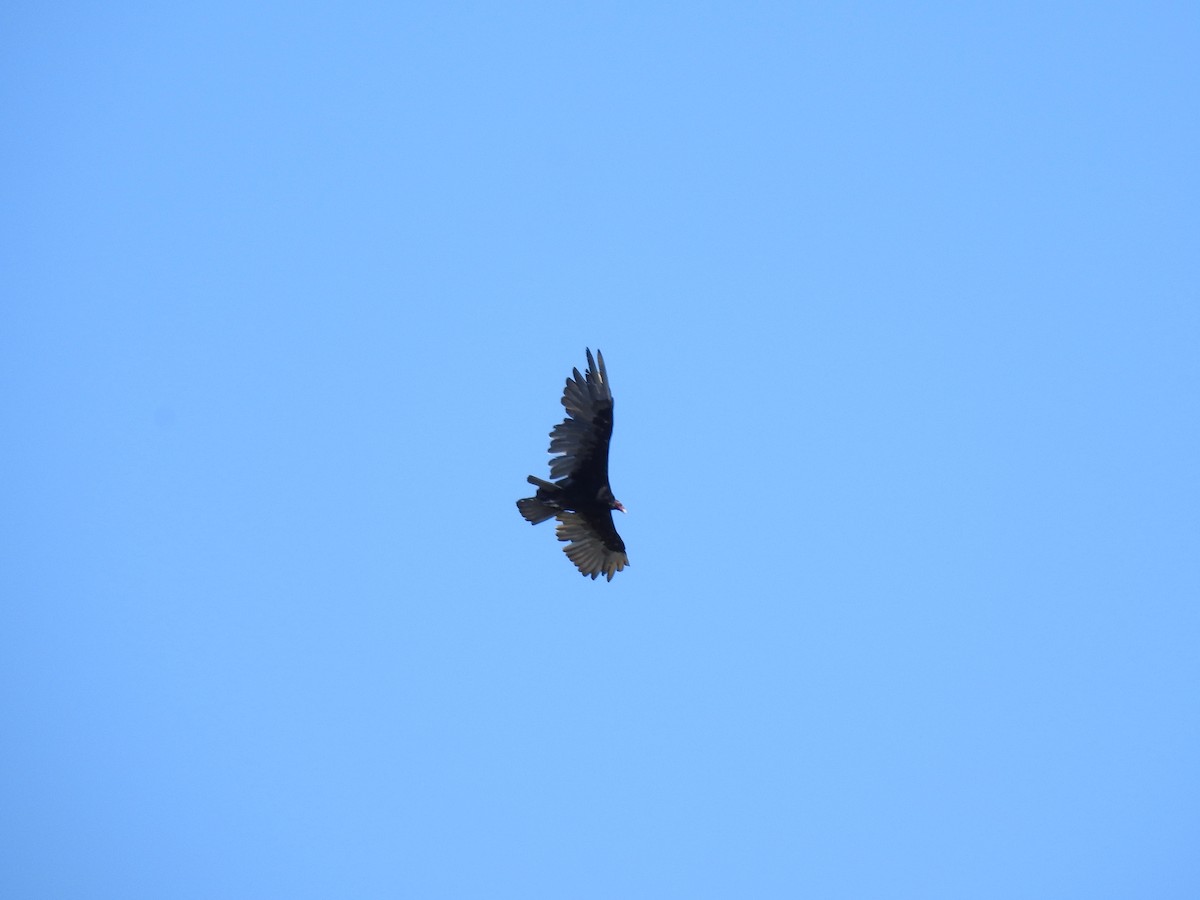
[517,349,628,581]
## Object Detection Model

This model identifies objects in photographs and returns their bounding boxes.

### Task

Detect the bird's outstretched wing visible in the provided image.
[547,348,613,481]
[555,510,629,582]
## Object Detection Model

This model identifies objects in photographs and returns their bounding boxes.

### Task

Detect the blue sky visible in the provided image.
[3,3,1198,897]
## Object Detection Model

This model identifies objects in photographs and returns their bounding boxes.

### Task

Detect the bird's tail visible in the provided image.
[517,476,561,524]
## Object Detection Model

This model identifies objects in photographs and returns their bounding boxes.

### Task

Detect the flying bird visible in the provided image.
[517,349,628,581]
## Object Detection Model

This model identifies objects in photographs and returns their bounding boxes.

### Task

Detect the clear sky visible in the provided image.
[3,3,1198,898]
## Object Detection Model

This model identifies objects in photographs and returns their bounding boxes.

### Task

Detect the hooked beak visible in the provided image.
[615,502,627,514]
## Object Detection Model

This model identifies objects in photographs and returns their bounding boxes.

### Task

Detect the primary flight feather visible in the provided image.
[517,349,628,581]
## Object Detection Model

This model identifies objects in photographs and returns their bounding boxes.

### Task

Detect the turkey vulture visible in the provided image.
[517,349,628,581]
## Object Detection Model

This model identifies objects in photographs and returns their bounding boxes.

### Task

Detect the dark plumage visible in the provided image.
[517,349,628,581]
